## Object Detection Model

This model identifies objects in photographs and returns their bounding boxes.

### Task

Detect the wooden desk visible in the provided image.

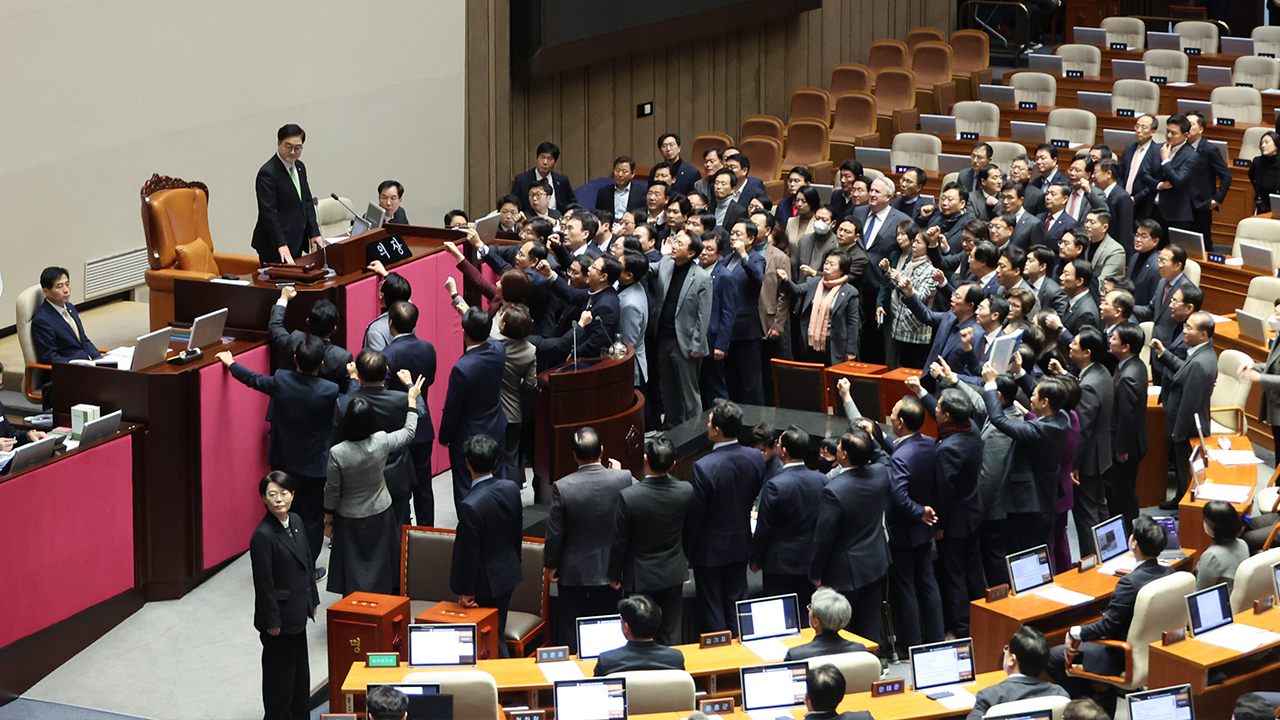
[1180,434,1258,554]
[1148,607,1280,718]
[822,361,935,437]
[1138,393,1172,508]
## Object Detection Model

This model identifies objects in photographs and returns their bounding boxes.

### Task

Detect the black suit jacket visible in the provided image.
[809,464,891,591]
[749,464,827,575]
[382,333,438,444]
[1079,558,1174,672]
[888,433,938,548]
[1134,274,1195,348]
[783,630,868,661]
[1121,141,1162,219]
[1063,293,1102,335]
[230,364,341,478]
[684,443,766,567]
[439,339,507,450]
[267,303,353,389]
[592,640,686,676]
[1112,356,1150,459]
[31,300,100,363]
[252,154,320,260]
[1103,184,1136,254]
[1191,138,1232,211]
[654,158,702,197]
[512,168,577,216]
[967,676,1070,720]
[450,476,524,599]
[1010,211,1049,251]
[249,512,319,634]
[927,408,984,537]
[545,464,634,587]
[1038,211,1077,247]
[982,388,1072,516]
[851,206,912,293]
[1030,275,1070,316]
[0,401,33,446]
[333,384,417,498]
[595,182,648,213]
[716,199,751,232]
[1126,250,1161,307]
[609,474,694,592]
[1153,144,1201,223]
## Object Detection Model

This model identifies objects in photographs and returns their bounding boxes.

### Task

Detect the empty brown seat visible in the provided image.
[910,41,957,115]
[829,92,880,167]
[771,360,827,413]
[691,132,733,164]
[740,136,783,185]
[789,87,832,124]
[950,29,993,102]
[781,119,834,183]
[830,63,872,111]
[872,67,919,144]
[741,114,784,141]
[868,39,908,85]
[907,27,947,49]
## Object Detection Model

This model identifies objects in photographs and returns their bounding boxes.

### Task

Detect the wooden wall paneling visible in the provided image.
[631,51,657,167]
[784,15,807,122]
[806,7,823,89]
[509,76,529,193]
[560,68,588,184]
[691,42,712,141]
[492,0,513,203]
[611,57,633,176]
[527,73,556,175]
[465,0,492,210]
[711,35,727,134]
[738,25,762,135]
[677,43,696,150]
[587,61,615,181]
[821,1,843,91]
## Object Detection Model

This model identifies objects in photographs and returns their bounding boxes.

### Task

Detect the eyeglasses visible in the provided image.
[265,490,292,499]
[282,143,303,153]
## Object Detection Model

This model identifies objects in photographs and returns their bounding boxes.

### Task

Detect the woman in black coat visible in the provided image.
[1250,131,1280,214]
[250,471,320,720]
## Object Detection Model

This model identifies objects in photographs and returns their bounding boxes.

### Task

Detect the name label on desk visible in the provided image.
[1237,82,1254,88]
[1236,159,1253,168]
[366,236,413,265]
[1051,139,1070,149]
[1216,118,1236,127]
[536,646,570,663]
[1151,75,1167,84]
[700,698,734,715]
[1066,70,1084,79]
[960,131,979,141]
[985,583,1010,602]
[1079,554,1098,572]
[1111,42,1128,51]
[1208,252,1226,264]
[1162,626,1187,645]
[700,630,732,648]
[1019,101,1037,110]
[1116,108,1135,118]
[1255,594,1276,614]
[1263,53,1277,59]
[1185,47,1201,55]
[366,652,399,668]
[873,678,907,697]
[507,710,546,720]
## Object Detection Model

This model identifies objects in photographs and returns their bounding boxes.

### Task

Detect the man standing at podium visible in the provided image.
[252,124,321,265]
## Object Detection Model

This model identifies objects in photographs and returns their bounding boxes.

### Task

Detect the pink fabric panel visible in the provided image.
[344,275,380,349]
[479,261,500,313]
[200,344,272,569]
[0,434,134,647]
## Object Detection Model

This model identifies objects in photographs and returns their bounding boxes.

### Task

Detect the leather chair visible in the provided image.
[986,696,1071,720]
[789,88,832,125]
[401,526,460,618]
[1254,25,1280,59]
[1231,217,1280,257]
[741,115,785,142]
[941,171,959,188]
[1211,86,1263,125]
[692,132,733,164]
[804,652,881,693]
[1255,466,1280,520]
[988,141,1026,173]
[1234,56,1280,91]
[829,93,880,167]
[1045,108,1097,149]
[315,196,354,239]
[1184,258,1201,287]
[1055,44,1102,76]
[1111,79,1161,117]
[140,174,260,330]
[1209,349,1253,436]
[830,64,872,111]
[872,68,920,144]
[782,119,834,183]
[771,359,827,413]
[950,30,993,102]
[604,670,696,714]
[1175,20,1219,54]
[1139,321,1154,381]
[1065,571,1194,691]
[507,537,550,657]
[1010,72,1057,107]
[1240,275,1280,319]
[1228,548,1280,614]
[400,671,500,720]
[891,133,943,173]
[16,284,49,403]
[953,101,1000,139]
[863,167,885,184]
[1144,50,1190,84]
[741,136,784,184]
[906,27,946,50]
[1240,126,1272,163]
[867,40,908,86]
[909,41,957,115]
[1102,16,1145,50]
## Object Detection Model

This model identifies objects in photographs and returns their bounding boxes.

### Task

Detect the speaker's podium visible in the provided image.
[533,344,645,494]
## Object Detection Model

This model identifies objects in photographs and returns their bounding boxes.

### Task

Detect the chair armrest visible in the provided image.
[808,161,834,185]
[212,253,263,275]
[891,108,921,136]
[145,268,218,294]
[764,180,787,203]
[932,81,956,115]
[968,68,993,88]
[1066,639,1133,685]
[914,88,937,116]
[24,363,51,403]
[1210,406,1248,435]
[855,132,881,147]
[1263,520,1280,550]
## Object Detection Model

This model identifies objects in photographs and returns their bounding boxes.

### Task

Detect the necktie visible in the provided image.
[1068,191,1080,218]
[863,214,877,249]
[61,307,78,337]
[1045,214,1053,230]
[288,165,301,199]
[1161,282,1171,309]
[1125,145,1145,195]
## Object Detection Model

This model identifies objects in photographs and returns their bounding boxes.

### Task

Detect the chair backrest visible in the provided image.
[831,64,873,106]
[988,141,1025,173]
[1240,126,1272,163]
[1254,25,1280,58]
[400,671,500,720]
[1176,20,1219,54]
[868,40,908,84]
[1232,217,1280,257]
[741,114,784,141]
[741,136,784,181]
[790,88,832,124]
[1211,86,1263,125]
[907,26,947,49]
[1046,108,1097,147]
[783,119,831,167]
[1011,72,1057,106]
[874,68,917,114]
[1055,44,1103,76]
[950,30,991,74]
[1111,79,1161,117]
[1233,56,1280,91]
[1124,571,1195,689]
[953,101,1000,138]
[771,359,827,412]
[510,537,549,617]
[1184,258,1201,286]
[1102,16,1146,49]
[1213,350,1254,431]
[691,132,733,164]
[1139,321,1154,378]
[942,171,959,187]
[830,92,878,141]
[986,695,1071,720]
[910,42,954,87]
[16,285,44,367]
[863,167,885,182]
[804,652,882,693]
[1230,547,1280,614]
[140,177,213,271]
[891,133,943,172]
[1144,49,1190,83]
[1152,114,1171,144]
[402,526,457,602]
[1244,276,1280,318]
[605,670,696,714]
[315,196,353,239]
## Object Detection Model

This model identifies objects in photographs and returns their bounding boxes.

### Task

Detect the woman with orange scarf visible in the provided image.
[778,249,861,365]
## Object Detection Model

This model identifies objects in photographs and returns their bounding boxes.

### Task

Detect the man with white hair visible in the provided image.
[851,176,911,363]
[783,587,869,661]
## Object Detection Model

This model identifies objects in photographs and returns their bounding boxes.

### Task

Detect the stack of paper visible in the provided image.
[1196,484,1253,503]
[1034,586,1093,606]
[1197,623,1280,653]
[743,638,790,662]
[934,687,976,711]
[537,660,585,683]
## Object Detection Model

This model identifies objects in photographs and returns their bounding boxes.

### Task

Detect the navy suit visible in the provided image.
[482,252,556,335]
[382,332,439,526]
[700,260,739,406]
[653,158,701,196]
[903,293,984,392]
[1102,184,1136,255]
[1031,275,1070,317]
[1134,273,1194,386]
[750,462,827,615]
[594,181,648,213]
[684,441,765,635]
[546,278,621,358]
[450,474,523,657]
[593,640,686,676]
[267,303,352,389]
[1121,140,1163,220]
[31,300,100,364]
[784,631,868,661]
[439,339,508,510]
[726,251,766,405]
[511,168,576,216]
[734,177,770,209]
[1153,143,1201,227]
[887,433,944,652]
[1038,211,1077,247]
[1126,250,1161,307]
[1190,137,1232,242]
[853,205,913,363]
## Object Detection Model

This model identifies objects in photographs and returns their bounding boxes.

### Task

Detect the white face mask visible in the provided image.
[814,220,831,235]
[1268,315,1280,332]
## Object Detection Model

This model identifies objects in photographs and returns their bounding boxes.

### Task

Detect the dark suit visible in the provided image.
[267,303,352,389]
[1032,169,1068,192]
[887,433,944,652]
[1134,273,1195,386]
[450,474,523,658]
[1023,183,1047,217]
[545,463,633,650]
[252,154,320,263]
[1029,275,1070,316]
[0,400,33,447]
[1038,210,1077,247]
[1073,363,1114,557]
[594,181,648,214]
[31,300,100,364]
[1159,341,1217,501]
[1109,356,1149,531]
[852,205,912,363]
[593,640,686,676]
[724,251,766,406]
[230,363,341,562]
[958,167,981,194]
[1153,142,1201,228]
[809,464,892,647]
[787,276,861,366]
[683,442,766,635]
[512,168,576,216]
[714,199,751,232]
[1121,140,1162,220]
[981,388,1072,553]
[439,339,508,510]
[1126,250,1161,307]
[892,194,926,222]
[733,177,770,209]
[925,398,985,637]
[903,293,984,392]
[750,462,826,616]
[1101,184,1136,255]
[1011,211,1049,251]
[609,474,695,645]
[784,631,868,661]
[545,278,622,362]
[1190,137,1232,243]
[333,384,417,529]
[1062,293,1102,336]
[654,158,701,197]
[250,511,319,720]
[968,191,1003,222]
[966,675,1070,720]
[382,332,439,526]
[701,260,739,404]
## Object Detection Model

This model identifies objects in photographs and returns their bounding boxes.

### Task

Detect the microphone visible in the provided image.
[331,193,364,221]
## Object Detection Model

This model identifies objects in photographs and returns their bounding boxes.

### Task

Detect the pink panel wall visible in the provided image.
[344,275,380,350]
[0,434,135,647]
[479,261,500,313]
[200,344,272,569]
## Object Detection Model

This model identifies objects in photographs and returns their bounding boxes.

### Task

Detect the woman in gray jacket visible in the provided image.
[324,370,423,595]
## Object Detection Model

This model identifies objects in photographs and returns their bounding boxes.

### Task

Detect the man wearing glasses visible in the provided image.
[252,123,322,265]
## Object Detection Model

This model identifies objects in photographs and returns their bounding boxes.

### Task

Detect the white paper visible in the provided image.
[989,330,1023,373]
[1264,88,1280,95]
[1099,554,1138,576]
[1208,313,1232,324]
[743,638,790,662]
[23,414,53,428]
[1195,483,1252,503]
[537,660,585,683]
[209,277,251,286]
[1196,623,1280,653]
[1148,386,1163,397]
[1206,449,1264,466]
[0,450,14,470]
[1225,257,1245,266]
[102,346,136,371]
[1169,82,1194,87]
[1034,585,1094,606]
[933,686,976,710]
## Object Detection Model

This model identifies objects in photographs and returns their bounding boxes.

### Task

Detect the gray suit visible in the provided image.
[333,385,424,528]
[1010,211,1048,251]
[1073,362,1114,556]
[655,257,713,428]
[617,282,649,385]
[1252,338,1280,426]
[1088,236,1127,285]
[1162,341,1218,501]
[324,410,418,519]
[794,230,839,280]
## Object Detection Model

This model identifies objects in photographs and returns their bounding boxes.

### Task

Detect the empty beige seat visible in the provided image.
[1111,79,1160,117]
[987,696,1071,720]
[988,141,1025,171]
[1240,126,1273,163]
[1176,20,1219,55]
[1232,217,1280,258]
[1234,56,1280,91]
[400,671,501,720]
[1056,44,1102,76]
[1211,86,1263,125]
[804,652,882,693]
[1102,16,1145,50]
[1010,72,1057,106]
[1230,548,1280,614]
[890,133,943,172]
[605,670,696,714]
[1153,114,1171,144]
[1254,25,1280,58]
[1241,276,1280,319]
[953,101,1000,137]
[1046,108,1097,147]
[1211,350,1253,436]
[1144,49,1190,83]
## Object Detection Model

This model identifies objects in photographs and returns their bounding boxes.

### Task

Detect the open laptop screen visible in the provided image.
[408,623,477,666]
[1092,515,1128,564]
[1187,583,1233,636]
[554,678,627,720]
[1006,545,1054,594]
[1127,684,1194,720]
[736,593,801,642]
[576,614,627,659]
[740,661,808,711]
[909,638,976,691]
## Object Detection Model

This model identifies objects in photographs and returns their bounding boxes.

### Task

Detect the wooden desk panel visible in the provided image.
[1180,435,1258,555]
[1148,607,1280,718]
[1139,395,1171,508]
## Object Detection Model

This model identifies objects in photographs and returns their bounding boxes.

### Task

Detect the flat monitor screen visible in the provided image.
[1187,583,1233,636]
[1006,545,1054,594]
[366,683,449,720]
[408,623,477,666]
[739,661,808,711]
[909,638,976,691]
[554,678,627,720]
[736,593,801,642]
[1168,228,1206,260]
[1273,561,1280,599]
[576,614,627,659]
[187,307,228,351]
[1152,516,1181,550]
[1092,515,1128,564]
[1127,684,1194,720]
[365,202,386,228]
[79,410,124,446]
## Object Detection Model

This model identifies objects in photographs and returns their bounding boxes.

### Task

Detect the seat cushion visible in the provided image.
[175,239,220,274]
[504,610,543,641]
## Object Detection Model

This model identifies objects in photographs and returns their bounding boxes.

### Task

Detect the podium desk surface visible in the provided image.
[1149,605,1280,694]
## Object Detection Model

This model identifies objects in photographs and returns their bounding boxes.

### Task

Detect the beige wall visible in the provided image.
[0,0,465,327]
[466,0,955,211]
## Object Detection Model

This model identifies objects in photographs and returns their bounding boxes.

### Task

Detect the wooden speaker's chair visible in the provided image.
[140,174,259,330]
[771,359,827,413]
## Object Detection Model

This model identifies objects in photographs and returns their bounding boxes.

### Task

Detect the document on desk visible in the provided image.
[1196,623,1280,653]
[0,450,14,470]
[933,687,976,711]
[747,710,800,720]
[1206,450,1264,466]
[1147,386,1162,397]
[101,346,136,371]
[1098,554,1138,576]
[537,660,585,683]
[1034,585,1093,606]
[1196,483,1253,503]
[743,638,790,662]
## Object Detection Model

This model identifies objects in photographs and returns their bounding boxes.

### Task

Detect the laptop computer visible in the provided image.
[366,683,449,720]
[1238,310,1270,345]
[130,327,171,371]
[920,114,958,138]
[187,308,229,351]
[856,147,892,170]
[1239,241,1276,273]
[1169,228,1206,260]
[909,638,976,694]
[1221,37,1255,57]
[1177,99,1214,122]
[1111,59,1147,80]
[78,410,124,447]
[1006,545,1055,595]
[1272,560,1280,598]
[364,202,386,229]
[575,614,627,659]
[3,435,58,474]
[1197,65,1233,87]
[740,661,808,715]
[1208,139,1230,168]
[737,593,801,642]
[1077,91,1113,115]
[1148,31,1182,51]
[1103,128,1136,149]
[554,678,627,720]
[1151,515,1189,562]
[1073,27,1107,49]
[407,623,477,666]
[1028,54,1064,76]
[1126,685,1194,720]
[1010,121,1048,144]
[980,85,1016,106]
[938,154,972,174]
[1187,583,1234,638]
[1092,515,1129,566]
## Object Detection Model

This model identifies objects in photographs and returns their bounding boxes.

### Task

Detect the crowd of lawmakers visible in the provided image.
[17,123,1280,720]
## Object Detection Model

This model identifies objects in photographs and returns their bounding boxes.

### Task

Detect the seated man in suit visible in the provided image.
[377,180,408,224]
[511,141,576,216]
[365,686,409,720]
[592,594,685,676]
[967,626,1069,720]
[32,266,100,367]
[1046,516,1173,698]
[269,286,353,389]
[784,587,868,661]
[0,398,46,451]
[596,155,647,216]
[803,663,872,720]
